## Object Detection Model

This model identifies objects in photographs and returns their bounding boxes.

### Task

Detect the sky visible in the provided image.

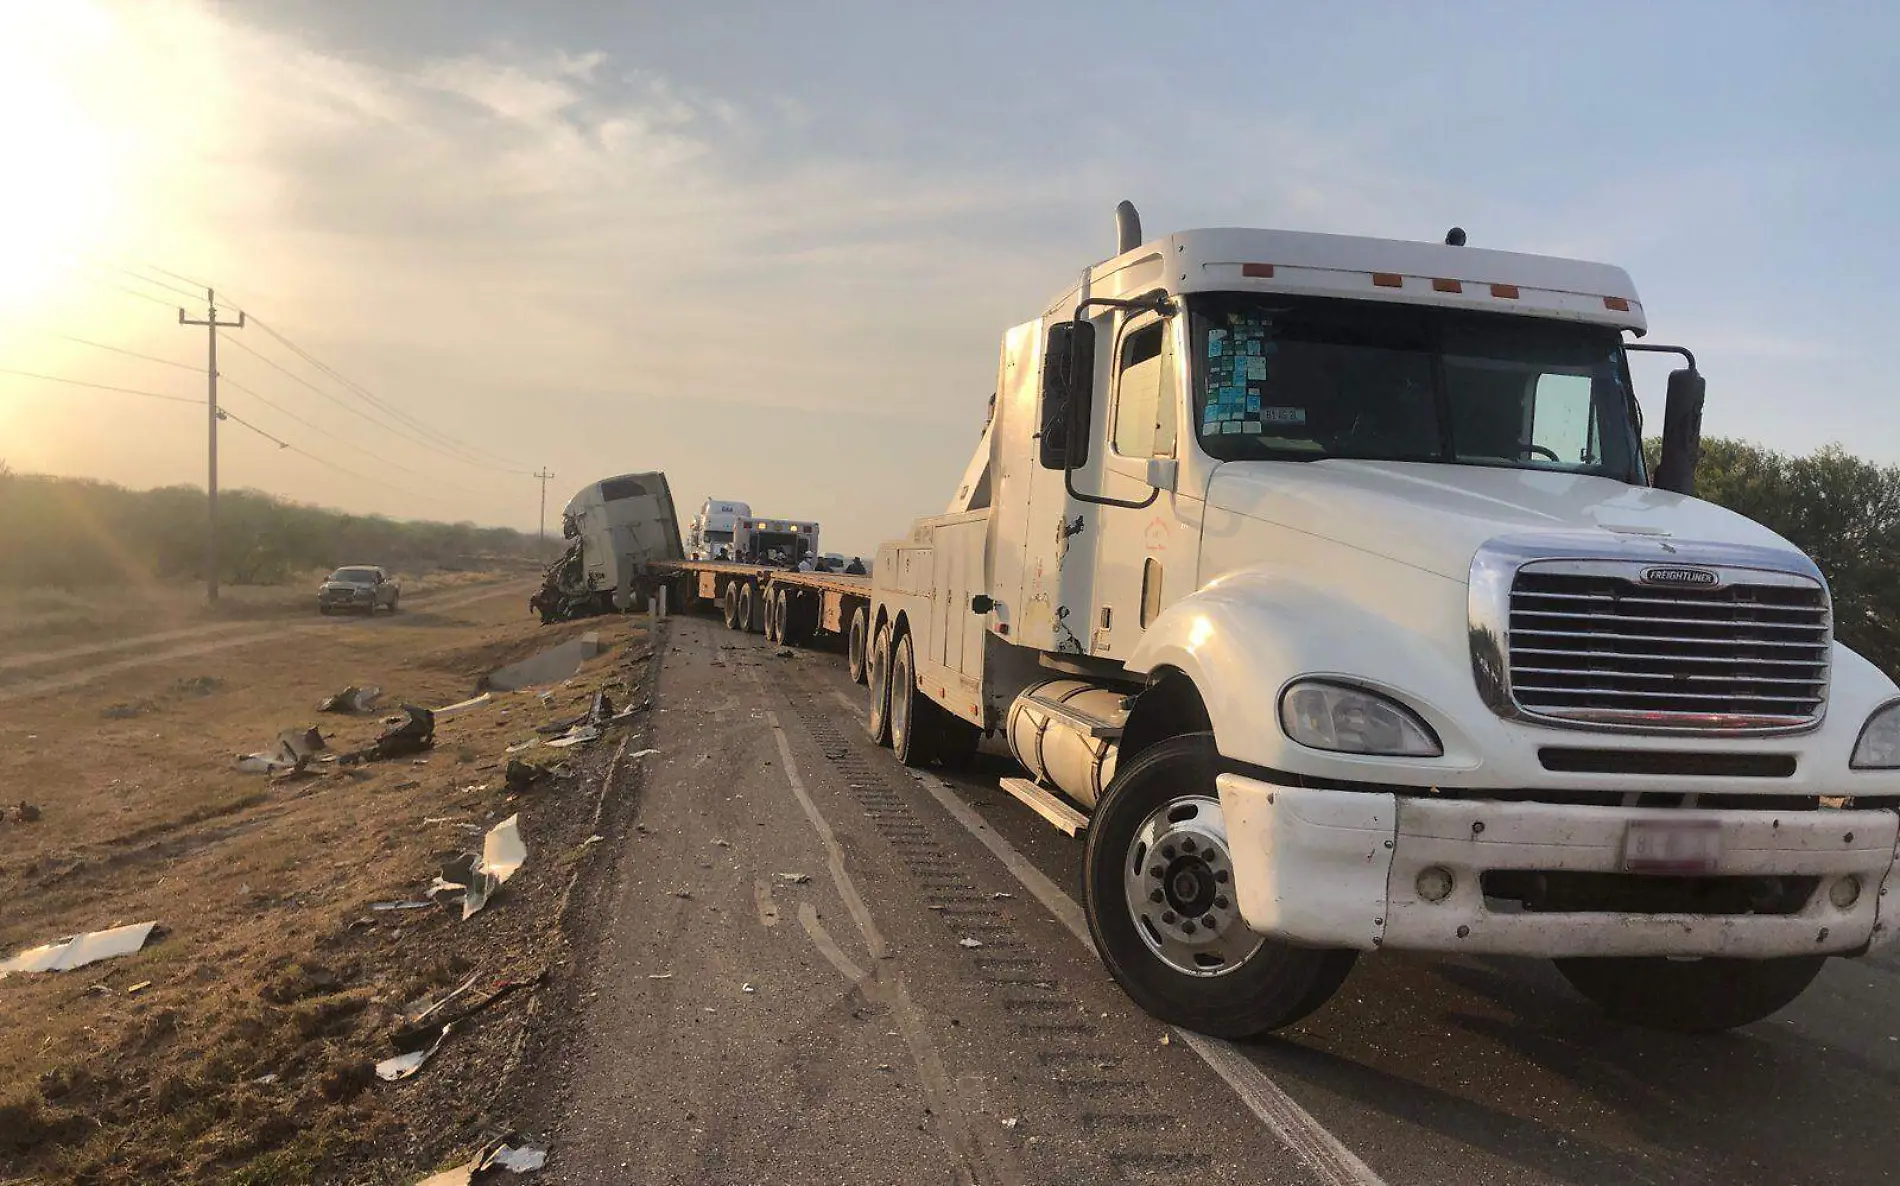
[0,0,1894,557]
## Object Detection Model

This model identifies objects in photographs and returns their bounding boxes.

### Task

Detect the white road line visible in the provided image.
[918,774,1386,1186]
[749,677,1012,1186]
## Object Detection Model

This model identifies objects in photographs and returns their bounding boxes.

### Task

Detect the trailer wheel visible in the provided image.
[867,623,894,746]
[846,607,870,684]
[722,584,740,630]
[737,583,760,634]
[888,631,939,767]
[1083,733,1357,1037]
[764,588,782,643]
[1553,955,1825,1031]
[783,592,810,646]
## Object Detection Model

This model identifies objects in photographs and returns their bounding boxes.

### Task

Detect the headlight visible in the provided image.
[1852,699,1900,770]
[1280,680,1443,757]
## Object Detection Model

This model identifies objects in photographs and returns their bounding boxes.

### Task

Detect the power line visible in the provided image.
[243,314,535,474]
[37,331,205,373]
[216,406,289,449]
[217,328,527,478]
[217,373,488,496]
[0,366,200,405]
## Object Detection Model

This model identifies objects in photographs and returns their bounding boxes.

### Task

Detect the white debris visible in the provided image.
[775,872,811,885]
[958,937,984,949]
[376,1025,449,1081]
[1002,1117,1020,1130]
[432,693,493,718]
[0,921,158,974]
[429,815,528,919]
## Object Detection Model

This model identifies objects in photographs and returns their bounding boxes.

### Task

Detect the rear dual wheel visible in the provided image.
[722,584,740,630]
[884,631,982,769]
[846,606,870,684]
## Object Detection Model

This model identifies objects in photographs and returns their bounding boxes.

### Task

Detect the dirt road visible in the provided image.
[530,613,1900,1186]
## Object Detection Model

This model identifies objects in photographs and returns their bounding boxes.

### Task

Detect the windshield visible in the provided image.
[1188,294,1643,482]
[329,567,378,583]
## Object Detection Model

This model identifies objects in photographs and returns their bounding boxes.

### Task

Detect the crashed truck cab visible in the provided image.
[869,202,1900,1037]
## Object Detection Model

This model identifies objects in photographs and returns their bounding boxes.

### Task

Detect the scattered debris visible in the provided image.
[647,972,673,981]
[481,634,603,691]
[713,838,730,848]
[0,921,158,974]
[126,980,152,994]
[404,971,481,1028]
[742,983,756,994]
[317,684,384,714]
[1002,1117,1020,1130]
[629,748,660,760]
[876,1064,892,1072]
[236,726,329,776]
[376,1024,449,1081]
[253,1072,280,1085]
[429,815,528,919]
[416,1138,550,1184]
[544,726,600,750]
[13,800,42,824]
[340,706,436,765]
[958,937,984,949]
[433,692,493,718]
[673,890,693,900]
[371,900,434,912]
[990,892,1014,900]
[504,759,551,792]
[588,690,616,724]
[581,834,605,847]
[774,648,794,659]
[1159,1033,1172,1047]
[391,970,546,1052]
[504,739,541,754]
[775,872,811,885]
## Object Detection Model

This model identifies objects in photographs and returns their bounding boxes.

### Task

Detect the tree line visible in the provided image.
[0,466,545,588]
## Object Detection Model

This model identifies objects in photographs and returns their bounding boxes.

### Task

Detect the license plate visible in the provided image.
[1622,819,1722,874]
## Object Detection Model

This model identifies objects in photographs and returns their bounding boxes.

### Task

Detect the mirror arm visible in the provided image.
[1625,342,1697,370]
[1062,291,1173,510]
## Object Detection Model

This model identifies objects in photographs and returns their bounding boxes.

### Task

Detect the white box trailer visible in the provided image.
[864,202,1900,1037]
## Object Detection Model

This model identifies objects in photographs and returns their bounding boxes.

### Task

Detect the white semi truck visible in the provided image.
[687,497,752,560]
[532,472,683,622]
[865,203,1900,1036]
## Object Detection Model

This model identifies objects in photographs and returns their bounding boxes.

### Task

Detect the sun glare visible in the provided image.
[0,4,130,315]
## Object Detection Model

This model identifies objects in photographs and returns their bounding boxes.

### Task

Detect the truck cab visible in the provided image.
[868,204,1900,1036]
[688,497,751,559]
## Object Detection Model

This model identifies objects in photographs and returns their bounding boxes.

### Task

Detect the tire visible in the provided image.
[764,588,782,644]
[1554,955,1826,1032]
[846,606,870,685]
[866,622,893,746]
[782,592,809,647]
[737,584,758,634]
[1083,733,1358,1038]
[723,584,740,630]
[888,631,938,767]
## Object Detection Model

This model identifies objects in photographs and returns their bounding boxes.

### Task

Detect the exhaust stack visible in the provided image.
[1115,200,1142,254]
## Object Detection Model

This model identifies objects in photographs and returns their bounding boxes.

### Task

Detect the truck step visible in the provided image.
[1020,692,1124,740]
[998,777,1090,836]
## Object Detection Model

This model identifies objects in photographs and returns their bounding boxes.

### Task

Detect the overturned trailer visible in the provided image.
[531,472,684,623]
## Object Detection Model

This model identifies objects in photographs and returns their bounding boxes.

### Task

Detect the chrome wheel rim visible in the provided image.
[1122,795,1261,977]
[890,639,912,747]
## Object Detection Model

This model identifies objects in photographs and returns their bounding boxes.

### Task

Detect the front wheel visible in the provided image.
[1083,733,1357,1038]
[846,606,870,684]
[1554,955,1825,1031]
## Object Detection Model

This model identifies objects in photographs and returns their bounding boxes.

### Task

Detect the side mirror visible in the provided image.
[1652,367,1706,496]
[1039,321,1095,470]
[1144,457,1178,491]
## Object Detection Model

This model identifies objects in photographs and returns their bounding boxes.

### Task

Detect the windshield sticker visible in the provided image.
[1206,328,1226,357]
[1245,357,1267,381]
[1262,406,1307,425]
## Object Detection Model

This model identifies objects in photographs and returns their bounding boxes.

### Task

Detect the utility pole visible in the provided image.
[179,289,245,605]
[534,467,556,556]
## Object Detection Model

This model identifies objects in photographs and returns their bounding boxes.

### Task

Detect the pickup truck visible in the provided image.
[317,566,400,615]
[864,202,1900,1036]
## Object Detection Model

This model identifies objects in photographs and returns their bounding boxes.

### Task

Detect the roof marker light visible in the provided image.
[1604,296,1631,311]
[1432,278,1462,293]
[1372,273,1403,288]
[1241,263,1275,278]
[1490,283,1520,299]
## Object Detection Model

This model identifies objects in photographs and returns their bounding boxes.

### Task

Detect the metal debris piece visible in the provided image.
[415,1138,550,1184]
[126,980,152,994]
[376,1024,449,1081]
[647,972,673,980]
[958,937,984,949]
[433,692,493,718]
[504,739,541,754]
[340,706,436,765]
[990,892,1014,900]
[406,971,481,1027]
[14,800,42,823]
[742,983,755,994]
[581,835,605,847]
[775,872,810,885]
[236,726,329,776]
[543,726,600,750]
[428,815,527,919]
[588,690,616,724]
[0,921,158,974]
[504,759,550,792]
[317,685,384,714]
[371,900,434,912]
[628,748,659,760]
[1002,1117,1020,1130]
[393,970,545,1052]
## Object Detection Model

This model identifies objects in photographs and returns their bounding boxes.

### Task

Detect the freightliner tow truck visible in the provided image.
[830,202,1900,1036]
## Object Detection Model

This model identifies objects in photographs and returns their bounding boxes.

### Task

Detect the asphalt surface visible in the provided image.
[548,613,1900,1186]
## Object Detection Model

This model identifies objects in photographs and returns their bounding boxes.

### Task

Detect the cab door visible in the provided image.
[1088,311,1202,659]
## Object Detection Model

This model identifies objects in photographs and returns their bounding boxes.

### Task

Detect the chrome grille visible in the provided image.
[1505,564,1830,731]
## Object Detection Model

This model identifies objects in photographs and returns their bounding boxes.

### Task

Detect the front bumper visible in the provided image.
[1216,773,1900,958]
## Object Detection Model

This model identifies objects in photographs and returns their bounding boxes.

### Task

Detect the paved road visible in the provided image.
[549,613,1900,1185]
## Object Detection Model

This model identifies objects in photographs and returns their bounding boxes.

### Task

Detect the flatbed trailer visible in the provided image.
[657,560,878,681]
